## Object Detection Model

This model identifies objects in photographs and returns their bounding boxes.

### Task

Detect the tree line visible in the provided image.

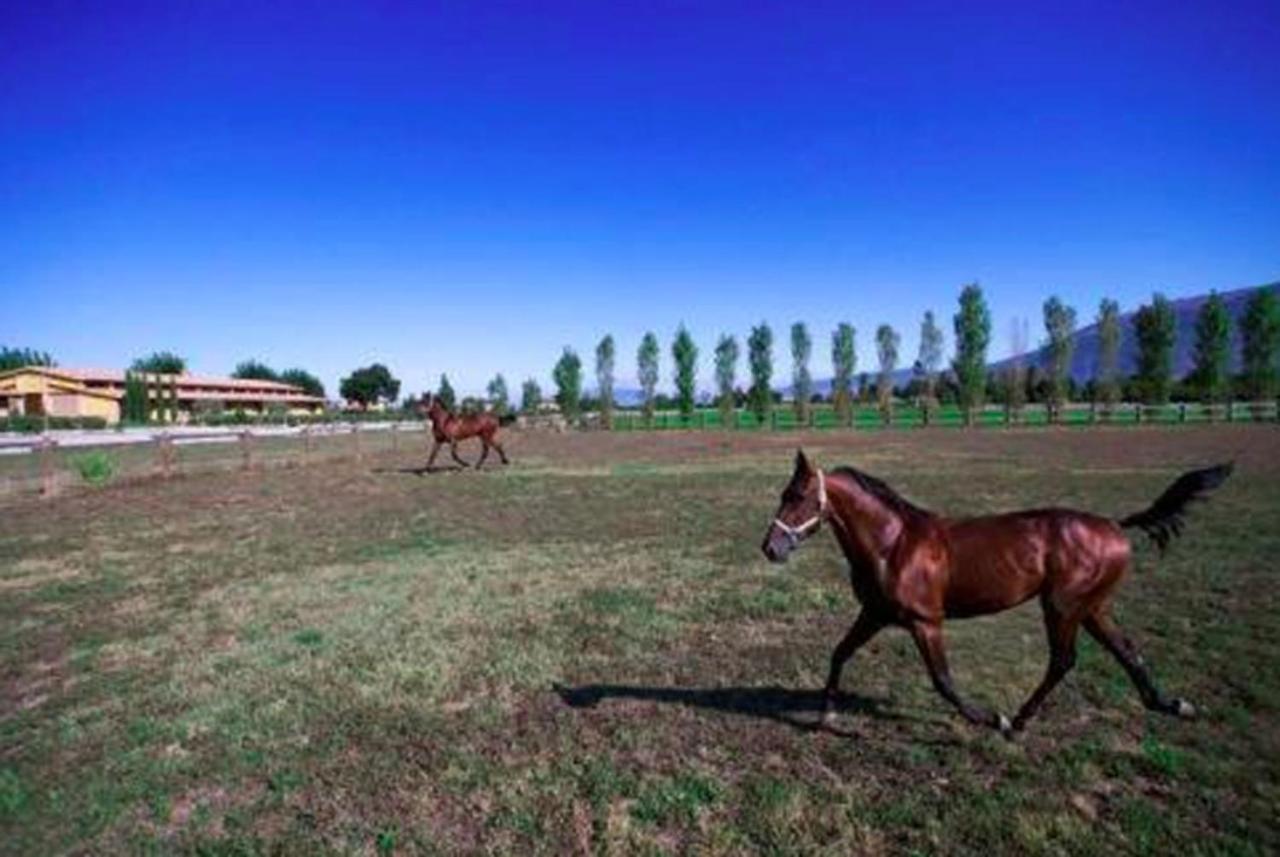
[528,284,1280,427]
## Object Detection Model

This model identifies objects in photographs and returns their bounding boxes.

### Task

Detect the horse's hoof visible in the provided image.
[1174,698,1197,719]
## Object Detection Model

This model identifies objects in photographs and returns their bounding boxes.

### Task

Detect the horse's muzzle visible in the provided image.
[761,529,792,564]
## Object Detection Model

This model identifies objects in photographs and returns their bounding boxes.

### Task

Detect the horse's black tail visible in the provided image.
[499,412,518,426]
[1119,462,1233,553]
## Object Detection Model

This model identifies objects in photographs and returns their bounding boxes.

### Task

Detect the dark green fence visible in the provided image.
[609,401,1279,431]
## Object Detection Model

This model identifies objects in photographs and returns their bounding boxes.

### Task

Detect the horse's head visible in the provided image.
[418,394,444,419]
[762,449,829,563]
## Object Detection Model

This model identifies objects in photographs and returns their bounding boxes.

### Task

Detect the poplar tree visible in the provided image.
[831,323,856,426]
[1190,291,1231,408]
[437,374,457,411]
[486,374,510,415]
[1133,293,1176,405]
[1095,299,1123,411]
[595,335,615,429]
[790,322,812,424]
[553,347,583,422]
[875,324,900,423]
[747,323,774,423]
[520,379,543,414]
[671,325,699,421]
[952,283,992,425]
[637,332,660,426]
[1042,296,1078,421]
[714,334,739,427]
[1241,288,1280,402]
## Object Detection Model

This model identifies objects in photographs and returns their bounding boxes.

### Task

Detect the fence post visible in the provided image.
[240,430,252,471]
[351,422,361,460]
[40,436,58,499]
[303,425,313,459]
[391,422,399,453]
[1179,403,1187,423]
[1227,401,1234,423]
[157,432,174,478]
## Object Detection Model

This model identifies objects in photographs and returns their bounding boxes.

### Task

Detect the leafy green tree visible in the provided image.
[553,347,583,421]
[339,363,400,409]
[520,378,543,414]
[1133,293,1176,405]
[232,359,278,381]
[830,323,856,426]
[1241,288,1280,401]
[279,368,325,398]
[1003,318,1029,421]
[1190,291,1231,407]
[486,374,510,415]
[952,283,992,424]
[916,311,944,405]
[595,335,615,429]
[1042,296,1077,419]
[747,322,774,422]
[671,325,699,421]
[1095,299,1123,410]
[637,332,660,426]
[790,322,812,424]
[713,334,739,427]
[0,346,54,371]
[875,324,900,422]
[131,351,186,374]
[436,374,457,411]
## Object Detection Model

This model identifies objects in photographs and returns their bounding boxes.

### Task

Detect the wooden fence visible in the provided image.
[0,422,426,500]
[609,400,1280,431]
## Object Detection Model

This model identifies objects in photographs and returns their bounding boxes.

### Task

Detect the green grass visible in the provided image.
[1,425,1278,854]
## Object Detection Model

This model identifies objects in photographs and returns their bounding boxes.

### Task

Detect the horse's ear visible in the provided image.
[794,449,814,476]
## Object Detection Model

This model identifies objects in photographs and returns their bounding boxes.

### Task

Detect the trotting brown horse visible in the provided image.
[762,450,1232,735]
[417,394,512,470]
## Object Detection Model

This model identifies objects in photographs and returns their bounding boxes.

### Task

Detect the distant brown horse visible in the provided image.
[417,395,512,470]
[762,450,1232,735]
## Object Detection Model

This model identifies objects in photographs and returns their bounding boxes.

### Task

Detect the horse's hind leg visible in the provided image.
[475,440,490,469]
[1083,610,1195,718]
[1011,603,1081,732]
[909,620,1009,733]
[426,440,442,470]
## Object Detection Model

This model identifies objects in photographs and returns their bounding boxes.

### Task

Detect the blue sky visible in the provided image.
[3,1,1278,396]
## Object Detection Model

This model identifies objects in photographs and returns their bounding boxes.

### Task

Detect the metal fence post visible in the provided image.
[391,422,399,453]
[351,422,361,460]
[240,430,252,471]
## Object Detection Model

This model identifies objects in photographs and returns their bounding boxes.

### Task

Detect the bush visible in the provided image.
[0,415,108,433]
[70,451,117,486]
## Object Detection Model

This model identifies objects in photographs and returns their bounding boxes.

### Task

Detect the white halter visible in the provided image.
[772,469,828,546]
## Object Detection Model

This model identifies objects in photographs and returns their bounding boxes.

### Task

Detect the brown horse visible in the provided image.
[417,395,512,470]
[762,450,1232,735]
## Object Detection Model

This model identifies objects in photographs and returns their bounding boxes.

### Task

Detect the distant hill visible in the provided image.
[606,281,1279,404]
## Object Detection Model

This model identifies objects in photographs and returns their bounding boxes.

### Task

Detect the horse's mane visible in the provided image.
[832,466,932,520]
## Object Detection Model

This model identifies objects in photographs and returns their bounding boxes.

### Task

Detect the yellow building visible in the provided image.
[0,366,326,425]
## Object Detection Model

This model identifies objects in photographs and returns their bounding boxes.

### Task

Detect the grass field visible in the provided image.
[2,426,1278,854]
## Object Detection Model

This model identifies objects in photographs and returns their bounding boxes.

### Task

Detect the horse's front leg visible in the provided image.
[449,439,470,468]
[821,610,886,729]
[426,440,442,470]
[909,619,1010,735]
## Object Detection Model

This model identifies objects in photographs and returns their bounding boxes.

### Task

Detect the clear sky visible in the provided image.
[3,1,1278,397]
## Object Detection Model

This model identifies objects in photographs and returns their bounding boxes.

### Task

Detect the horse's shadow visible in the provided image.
[553,682,910,734]
[370,464,469,477]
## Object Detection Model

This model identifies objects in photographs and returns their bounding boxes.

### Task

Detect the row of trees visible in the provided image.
[533,284,1280,426]
[232,359,326,398]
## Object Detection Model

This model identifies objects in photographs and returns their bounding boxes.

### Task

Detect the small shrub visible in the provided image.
[70,451,117,486]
